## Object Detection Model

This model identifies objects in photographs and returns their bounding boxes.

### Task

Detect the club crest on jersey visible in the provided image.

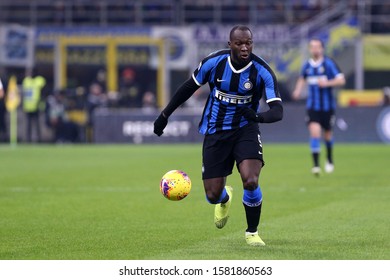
[243,81,253,90]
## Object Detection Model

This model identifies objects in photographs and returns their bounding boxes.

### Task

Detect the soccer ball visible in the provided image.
[160,170,191,201]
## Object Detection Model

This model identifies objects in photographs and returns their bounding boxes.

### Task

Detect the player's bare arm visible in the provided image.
[292,76,306,100]
[318,74,346,88]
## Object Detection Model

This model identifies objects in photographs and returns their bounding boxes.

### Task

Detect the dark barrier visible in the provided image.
[93,105,390,144]
[260,105,390,143]
[93,108,203,144]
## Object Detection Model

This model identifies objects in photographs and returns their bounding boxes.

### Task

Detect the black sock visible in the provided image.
[312,152,320,167]
[243,202,262,233]
[326,142,333,163]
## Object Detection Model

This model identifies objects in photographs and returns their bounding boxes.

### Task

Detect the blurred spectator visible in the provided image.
[142,91,157,113]
[0,77,6,142]
[93,69,107,93]
[118,68,143,108]
[45,90,79,143]
[86,82,107,126]
[22,69,46,143]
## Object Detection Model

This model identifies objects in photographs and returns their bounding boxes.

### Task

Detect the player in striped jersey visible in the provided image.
[154,25,283,246]
[292,38,345,176]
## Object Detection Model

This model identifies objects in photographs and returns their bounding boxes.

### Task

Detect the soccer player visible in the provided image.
[154,25,283,246]
[292,38,345,176]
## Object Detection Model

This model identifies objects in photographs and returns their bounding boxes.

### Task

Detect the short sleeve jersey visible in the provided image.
[300,56,343,112]
[192,49,281,135]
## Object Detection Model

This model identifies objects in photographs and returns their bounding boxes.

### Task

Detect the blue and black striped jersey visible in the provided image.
[300,56,343,112]
[192,49,281,135]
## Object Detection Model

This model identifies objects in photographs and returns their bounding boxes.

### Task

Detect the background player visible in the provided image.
[292,38,345,175]
[154,25,283,246]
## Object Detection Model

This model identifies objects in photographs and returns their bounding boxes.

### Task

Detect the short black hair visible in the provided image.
[229,25,252,41]
[309,37,325,48]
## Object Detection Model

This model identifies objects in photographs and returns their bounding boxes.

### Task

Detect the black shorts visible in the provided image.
[306,109,335,131]
[202,123,264,180]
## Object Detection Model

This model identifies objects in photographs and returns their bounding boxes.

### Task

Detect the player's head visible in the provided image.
[308,38,325,60]
[228,25,253,65]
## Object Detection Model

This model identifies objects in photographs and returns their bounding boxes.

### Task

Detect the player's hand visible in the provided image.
[318,79,328,88]
[242,107,264,123]
[292,90,300,100]
[153,113,168,136]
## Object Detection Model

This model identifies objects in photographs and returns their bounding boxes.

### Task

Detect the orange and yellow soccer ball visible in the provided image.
[160,170,191,201]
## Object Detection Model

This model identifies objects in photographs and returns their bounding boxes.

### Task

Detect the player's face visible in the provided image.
[309,40,324,60]
[228,30,253,65]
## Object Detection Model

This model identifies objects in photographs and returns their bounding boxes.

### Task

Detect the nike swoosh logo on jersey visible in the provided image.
[217,78,225,82]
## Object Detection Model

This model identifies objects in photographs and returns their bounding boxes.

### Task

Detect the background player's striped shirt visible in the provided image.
[192,49,281,135]
[300,56,344,112]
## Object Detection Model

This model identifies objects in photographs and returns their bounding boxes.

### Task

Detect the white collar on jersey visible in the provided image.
[228,56,253,73]
[308,57,324,67]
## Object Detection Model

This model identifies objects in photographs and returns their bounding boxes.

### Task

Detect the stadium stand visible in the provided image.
[0,0,388,33]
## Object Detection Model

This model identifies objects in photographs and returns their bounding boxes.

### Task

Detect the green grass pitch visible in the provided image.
[0,144,388,260]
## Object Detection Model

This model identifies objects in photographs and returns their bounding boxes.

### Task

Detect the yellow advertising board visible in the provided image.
[363,35,390,70]
[338,89,383,107]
